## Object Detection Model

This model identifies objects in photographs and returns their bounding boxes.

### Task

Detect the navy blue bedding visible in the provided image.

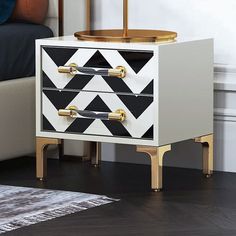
[0,0,16,24]
[0,23,53,81]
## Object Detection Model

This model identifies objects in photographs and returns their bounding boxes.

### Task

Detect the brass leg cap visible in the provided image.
[38,178,44,181]
[205,174,212,178]
[153,189,162,192]
[94,164,99,168]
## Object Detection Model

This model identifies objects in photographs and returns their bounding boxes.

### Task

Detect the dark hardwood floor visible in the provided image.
[0,157,236,236]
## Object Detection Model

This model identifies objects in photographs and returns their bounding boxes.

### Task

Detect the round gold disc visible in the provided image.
[74,29,177,43]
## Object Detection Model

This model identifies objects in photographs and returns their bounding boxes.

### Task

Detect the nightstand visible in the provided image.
[36,36,213,191]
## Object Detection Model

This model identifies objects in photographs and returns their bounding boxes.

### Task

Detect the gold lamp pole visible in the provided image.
[75,0,177,43]
[123,0,128,37]
[86,0,91,31]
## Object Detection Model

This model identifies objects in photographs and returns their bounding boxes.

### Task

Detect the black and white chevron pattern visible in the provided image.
[42,90,154,139]
[42,47,155,95]
[41,46,155,140]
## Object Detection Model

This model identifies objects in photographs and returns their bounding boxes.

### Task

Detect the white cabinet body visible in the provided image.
[36,36,213,147]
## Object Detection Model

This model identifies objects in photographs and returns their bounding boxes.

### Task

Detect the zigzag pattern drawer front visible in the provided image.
[42,47,155,95]
[42,90,154,140]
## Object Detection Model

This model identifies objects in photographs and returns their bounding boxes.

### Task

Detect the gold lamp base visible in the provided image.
[76,1,178,43]
[74,29,177,43]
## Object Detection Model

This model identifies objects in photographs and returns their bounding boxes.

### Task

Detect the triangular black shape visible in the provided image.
[85,96,111,113]
[42,71,57,89]
[102,76,132,94]
[117,95,153,119]
[43,90,78,110]
[43,115,55,131]
[140,80,153,95]
[66,118,94,133]
[65,74,94,90]
[84,51,112,69]
[142,125,153,139]
[102,120,131,137]
[118,50,154,74]
[43,47,78,67]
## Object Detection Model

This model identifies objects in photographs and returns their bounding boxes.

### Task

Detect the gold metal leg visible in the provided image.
[88,142,102,167]
[36,137,61,180]
[194,134,213,178]
[137,145,171,191]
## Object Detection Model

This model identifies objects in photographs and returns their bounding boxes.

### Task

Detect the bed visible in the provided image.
[0,0,60,160]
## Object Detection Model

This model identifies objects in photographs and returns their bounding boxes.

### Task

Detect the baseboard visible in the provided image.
[214,64,236,91]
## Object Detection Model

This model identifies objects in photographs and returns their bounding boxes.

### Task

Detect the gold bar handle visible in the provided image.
[58,63,126,78]
[58,63,78,75]
[58,106,126,122]
[58,109,77,118]
[108,66,127,78]
[108,109,126,122]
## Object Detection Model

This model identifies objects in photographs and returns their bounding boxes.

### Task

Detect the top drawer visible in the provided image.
[41,46,156,95]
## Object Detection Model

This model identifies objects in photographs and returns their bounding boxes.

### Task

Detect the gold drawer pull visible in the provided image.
[108,109,126,122]
[108,66,126,78]
[58,63,77,75]
[58,109,77,117]
[58,63,126,78]
[58,106,126,122]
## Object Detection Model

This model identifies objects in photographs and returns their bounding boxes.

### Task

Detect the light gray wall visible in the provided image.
[64,0,87,35]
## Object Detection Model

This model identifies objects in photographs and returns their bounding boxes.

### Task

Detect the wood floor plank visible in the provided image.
[0,157,236,236]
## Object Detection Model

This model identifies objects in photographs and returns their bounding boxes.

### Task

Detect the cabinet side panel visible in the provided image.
[158,39,214,145]
[36,41,42,136]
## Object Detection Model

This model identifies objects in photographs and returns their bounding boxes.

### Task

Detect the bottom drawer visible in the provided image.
[42,90,154,140]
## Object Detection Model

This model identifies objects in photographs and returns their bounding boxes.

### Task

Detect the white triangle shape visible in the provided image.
[82,75,114,93]
[84,119,112,136]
